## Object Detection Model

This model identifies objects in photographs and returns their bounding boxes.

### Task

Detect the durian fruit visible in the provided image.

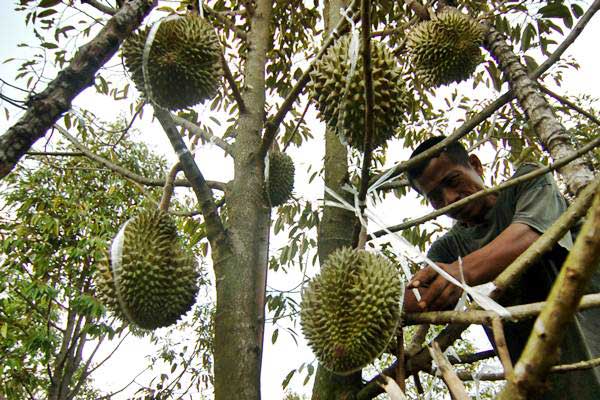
[300,247,402,374]
[310,36,408,150]
[95,249,128,321]
[406,9,485,87]
[121,15,222,110]
[267,152,295,206]
[97,209,199,330]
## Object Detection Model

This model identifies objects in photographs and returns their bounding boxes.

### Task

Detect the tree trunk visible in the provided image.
[212,1,273,399]
[0,0,156,180]
[483,23,595,195]
[311,2,363,399]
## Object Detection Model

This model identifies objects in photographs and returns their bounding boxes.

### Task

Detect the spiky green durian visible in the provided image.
[300,247,403,374]
[310,36,408,150]
[267,152,295,206]
[121,15,222,110]
[95,249,128,321]
[407,9,485,87]
[102,209,199,330]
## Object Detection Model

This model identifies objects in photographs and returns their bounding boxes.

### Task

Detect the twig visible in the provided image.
[540,85,600,127]
[203,3,247,40]
[220,52,246,114]
[491,317,513,376]
[405,292,600,325]
[27,151,85,157]
[159,162,181,211]
[373,136,600,236]
[56,124,226,191]
[429,341,469,400]
[282,101,310,152]
[406,324,430,356]
[170,114,232,155]
[351,0,376,248]
[81,0,117,15]
[260,0,360,158]
[0,0,156,179]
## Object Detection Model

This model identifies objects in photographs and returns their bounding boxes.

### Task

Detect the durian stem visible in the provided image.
[0,0,156,179]
[351,0,376,248]
[159,162,181,212]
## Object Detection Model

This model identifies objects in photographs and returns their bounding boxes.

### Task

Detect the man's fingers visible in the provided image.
[431,284,461,311]
[409,266,437,288]
[418,276,448,310]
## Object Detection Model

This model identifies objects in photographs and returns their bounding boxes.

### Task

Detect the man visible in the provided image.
[402,136,600,398]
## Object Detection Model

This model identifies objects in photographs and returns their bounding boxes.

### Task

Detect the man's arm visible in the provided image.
[404,222,540,312]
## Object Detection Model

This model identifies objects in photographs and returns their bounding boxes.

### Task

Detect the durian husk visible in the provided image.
[407,9,485,87]
[300,247,403,374]
[268,152,295,207]
[310,36,408,150]
[121,14,222,110]
[106,209,199,330]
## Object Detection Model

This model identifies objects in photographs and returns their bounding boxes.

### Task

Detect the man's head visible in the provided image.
[406,136,493,224]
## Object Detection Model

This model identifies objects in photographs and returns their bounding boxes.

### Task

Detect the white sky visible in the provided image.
[0,1,599,399]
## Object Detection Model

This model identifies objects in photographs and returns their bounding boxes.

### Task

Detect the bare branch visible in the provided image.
[80,0,117,15]
[170,113,232,155]
[492,317,513,376]
[56,125,226,191]
[429,341,469,400]
[159,163,181,211]
[0,0,156,179]
[220,52,246,113]
[541,85,600,127]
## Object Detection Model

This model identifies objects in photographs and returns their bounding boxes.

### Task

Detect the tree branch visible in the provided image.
[0,0,156,179]
[373,136,600,237]
[203,3,248,40]
[170,113,232,155]
[220,52,246,114]
[56,125,226,191]
[540,85,600,127]
[80,0,117,15]
[429,341,469,400]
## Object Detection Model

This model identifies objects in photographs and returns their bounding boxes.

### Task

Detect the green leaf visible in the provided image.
[37,9,57,18]
[521,24,535,52]
[272,328,279,344]
[41,42,58,49]
[39,0,61,8]
[1,323,7,338]
[571,4,584,18]
[281,369,295,389]
[538,3,570,19]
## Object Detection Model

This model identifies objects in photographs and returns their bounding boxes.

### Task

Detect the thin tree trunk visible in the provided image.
[310,1,364,398]
[483,23,595,195]
[0,0,155,179]
[212,0,273,399]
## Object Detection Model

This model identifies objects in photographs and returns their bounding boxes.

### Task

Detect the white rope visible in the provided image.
[322,179,511,317]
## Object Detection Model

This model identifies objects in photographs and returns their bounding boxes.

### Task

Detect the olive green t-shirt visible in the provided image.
[427,163,600,399]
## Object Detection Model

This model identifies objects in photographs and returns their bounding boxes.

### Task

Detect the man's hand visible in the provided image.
[408,262,468,311]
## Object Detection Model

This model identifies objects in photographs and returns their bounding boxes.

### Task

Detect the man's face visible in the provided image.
[413,153,489,224]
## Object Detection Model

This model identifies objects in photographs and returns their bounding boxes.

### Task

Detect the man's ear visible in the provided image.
[468,154,484,176]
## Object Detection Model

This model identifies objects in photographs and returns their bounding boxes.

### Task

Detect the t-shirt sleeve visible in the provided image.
[511,164,573,250]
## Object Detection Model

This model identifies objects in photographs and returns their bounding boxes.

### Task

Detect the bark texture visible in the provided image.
[212,0,273,399]
[0,0,156,179]
[311,2,364,398]
[497,187,600,399]
[483,24,594,195]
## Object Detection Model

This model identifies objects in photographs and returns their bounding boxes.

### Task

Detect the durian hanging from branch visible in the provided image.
[300,247,403,374]
[96,209,200,330]
[267,152,295,207]
[310,36,409,150]
[407,8,485,87]
[121,14,223,110]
